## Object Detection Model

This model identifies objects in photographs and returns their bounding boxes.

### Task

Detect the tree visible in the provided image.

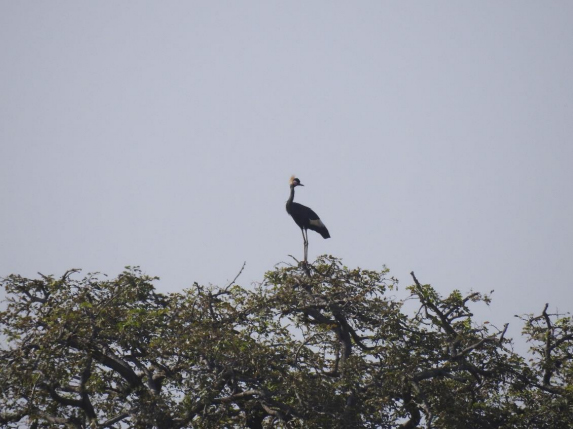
[0,256,571,428]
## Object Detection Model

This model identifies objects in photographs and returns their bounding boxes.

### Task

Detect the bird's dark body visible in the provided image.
[286,202,330,239]
[286,175,329,262]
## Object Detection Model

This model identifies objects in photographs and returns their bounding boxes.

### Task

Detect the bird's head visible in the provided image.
[289,175,304,187]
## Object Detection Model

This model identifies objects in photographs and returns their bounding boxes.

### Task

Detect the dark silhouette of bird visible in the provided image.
[286,175,330,262]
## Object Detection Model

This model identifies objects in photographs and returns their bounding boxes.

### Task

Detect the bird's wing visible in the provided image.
[290,202,320,220]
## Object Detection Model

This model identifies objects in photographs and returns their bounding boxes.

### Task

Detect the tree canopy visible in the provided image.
[0,256,571,428]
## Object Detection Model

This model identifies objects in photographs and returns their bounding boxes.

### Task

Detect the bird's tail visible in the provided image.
[319,228,330,239]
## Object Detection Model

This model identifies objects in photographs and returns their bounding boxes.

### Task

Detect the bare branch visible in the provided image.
[213,262,247,298]
[451,324,508,360]
[213,389,262,403]
[410,272,456,337]
[100,412,131,428]
[67,338,143,390]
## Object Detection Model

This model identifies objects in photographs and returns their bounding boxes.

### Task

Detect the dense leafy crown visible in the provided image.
[0,256,571,428]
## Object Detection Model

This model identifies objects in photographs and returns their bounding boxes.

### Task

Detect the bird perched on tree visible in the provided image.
[286,175,330,263]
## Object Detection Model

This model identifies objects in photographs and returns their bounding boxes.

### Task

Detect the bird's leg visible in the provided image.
[301,228,307,263]
[303,229,309,263]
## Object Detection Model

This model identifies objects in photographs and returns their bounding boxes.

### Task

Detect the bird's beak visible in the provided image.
[299,183,304,186]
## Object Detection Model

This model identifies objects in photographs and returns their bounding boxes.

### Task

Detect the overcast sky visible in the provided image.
[1,2,571,353]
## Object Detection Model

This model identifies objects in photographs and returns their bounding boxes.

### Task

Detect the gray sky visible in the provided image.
[1,2,571,353]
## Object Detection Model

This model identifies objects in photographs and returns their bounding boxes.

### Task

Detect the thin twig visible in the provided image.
[224,262,246,291]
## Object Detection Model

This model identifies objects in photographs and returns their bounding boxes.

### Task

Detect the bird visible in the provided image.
[286,175,330,263]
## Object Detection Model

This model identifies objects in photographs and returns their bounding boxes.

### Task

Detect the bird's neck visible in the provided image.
[286,185,295,212]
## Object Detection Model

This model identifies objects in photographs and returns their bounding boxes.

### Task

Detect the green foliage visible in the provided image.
[0,257,571,428]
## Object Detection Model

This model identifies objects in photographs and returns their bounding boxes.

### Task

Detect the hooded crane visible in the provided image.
[286,175,330,263]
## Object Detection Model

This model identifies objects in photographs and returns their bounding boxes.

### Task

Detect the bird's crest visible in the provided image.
[289,175,302,187]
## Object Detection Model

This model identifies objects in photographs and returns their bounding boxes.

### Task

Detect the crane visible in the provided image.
[286,175,330,263]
